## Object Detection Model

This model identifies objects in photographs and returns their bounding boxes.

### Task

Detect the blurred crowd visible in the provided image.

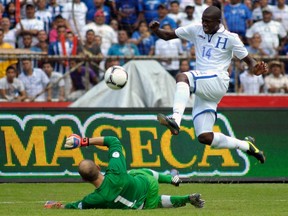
[0,0,288,102]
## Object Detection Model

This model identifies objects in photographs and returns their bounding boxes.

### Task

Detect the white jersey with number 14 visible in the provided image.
[175,24,248,76]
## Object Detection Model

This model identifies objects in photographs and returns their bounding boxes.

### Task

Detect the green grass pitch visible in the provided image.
[0,183,287,216]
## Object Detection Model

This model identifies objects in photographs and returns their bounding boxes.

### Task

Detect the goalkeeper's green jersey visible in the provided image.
[65,137,150,209]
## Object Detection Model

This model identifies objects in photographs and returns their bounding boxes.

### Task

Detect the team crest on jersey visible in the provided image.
[112,152,120,158]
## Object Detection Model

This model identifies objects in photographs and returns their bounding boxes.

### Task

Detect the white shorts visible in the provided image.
[183,70,229,121]
[193,112,215,136]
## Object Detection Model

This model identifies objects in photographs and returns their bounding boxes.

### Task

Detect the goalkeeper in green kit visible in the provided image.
[44,134,205,210]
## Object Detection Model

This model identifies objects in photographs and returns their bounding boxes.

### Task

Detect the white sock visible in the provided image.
[160,195,173,208]
[211,132,249,151]
[172,82,190,126]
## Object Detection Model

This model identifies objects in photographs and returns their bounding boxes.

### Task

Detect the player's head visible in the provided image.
[202,6,221,34]
[78,159,100,182]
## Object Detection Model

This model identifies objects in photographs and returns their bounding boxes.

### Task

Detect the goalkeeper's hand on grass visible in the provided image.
[64,134,89,149]
[44,201,63,209]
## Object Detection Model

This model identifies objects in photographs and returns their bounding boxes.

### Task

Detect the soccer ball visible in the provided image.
[104,66,128,90]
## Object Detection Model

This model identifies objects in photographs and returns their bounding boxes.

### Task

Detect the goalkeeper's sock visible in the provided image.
[211,132,249,151]
[141,169,172,184]
[160,195,189,208]
[172,82,190,126]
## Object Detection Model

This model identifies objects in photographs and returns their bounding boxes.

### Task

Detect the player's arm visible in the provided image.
[242,54,268,76]
[64,135,124,150]
[64,134,105,149]
[149,21,178,41]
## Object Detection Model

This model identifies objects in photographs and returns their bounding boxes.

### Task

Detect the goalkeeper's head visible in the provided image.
[78,159,101,182]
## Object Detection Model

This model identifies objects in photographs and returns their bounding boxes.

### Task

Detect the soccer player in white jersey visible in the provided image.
[149,6,268,164]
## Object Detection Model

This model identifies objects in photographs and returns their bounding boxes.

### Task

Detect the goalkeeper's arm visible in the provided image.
[64,134,105,149]
[64,135,123,152]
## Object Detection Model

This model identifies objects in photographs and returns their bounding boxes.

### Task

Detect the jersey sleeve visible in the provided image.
[104,136,127,174]
[231,33,248,60]
[175,24,198,43]
[64,192,105,209]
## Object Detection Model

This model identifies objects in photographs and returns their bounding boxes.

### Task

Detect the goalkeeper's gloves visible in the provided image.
[64,134,89,149]
[44,201,63,209]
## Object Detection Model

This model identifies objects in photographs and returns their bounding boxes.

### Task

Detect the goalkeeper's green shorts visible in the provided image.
[128,169,160,209]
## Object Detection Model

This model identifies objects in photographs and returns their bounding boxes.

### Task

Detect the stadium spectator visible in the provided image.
[15,2,44,48]
[32,30,49,54]
[246,7,287,57]
[104,57,120,70]
[155,23,183,77]
[95,35,102,47]
[150,6,267,164]
[66,30,75,42]
[130,21,155,56]
[86,0,111,24]
[49,14,71,43]
[167,0,186,26]
[224,0,252,42]
[20,32,42,68]
[42,61,65,101]
[140,0,167,24]
[3,2,17,29]
[264,60,288,93]
[179,4,197,27]
[0,28,17,79]
[62,0,87,35]
[193,0,209,23]
[245,32,270,56]
[1,17,17,48]
[44,135,205,209]
[244,0,253,10]
[107,30,140,66]
[116,0,143,36]
[48,25,73,74]
[47,0,64,20]
[238,66,265,94]
[67,60,98,101]
[35,0,53,33]
[271,0,288,32]
[0,28,18,79]
[18,58,51,102]
[109,18,119,35]
[155,3,178,29]
[179,59,191,73]
[77,29,103,79]
[0,66,26,102]
[48,24,73,96]
[251,0,271,22]
[22,32,39,50]
[81,10,118,56]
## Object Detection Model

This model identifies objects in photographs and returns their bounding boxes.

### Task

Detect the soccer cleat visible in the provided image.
[157,113,180,135]
[189,193,205,208]
[245,136,265,164]
[171,175,182,187]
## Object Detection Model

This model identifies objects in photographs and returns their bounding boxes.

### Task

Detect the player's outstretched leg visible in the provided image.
[245,136,265,164]
[211,132,266,164]
[157,113,180,135]
[159,194,205,208]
